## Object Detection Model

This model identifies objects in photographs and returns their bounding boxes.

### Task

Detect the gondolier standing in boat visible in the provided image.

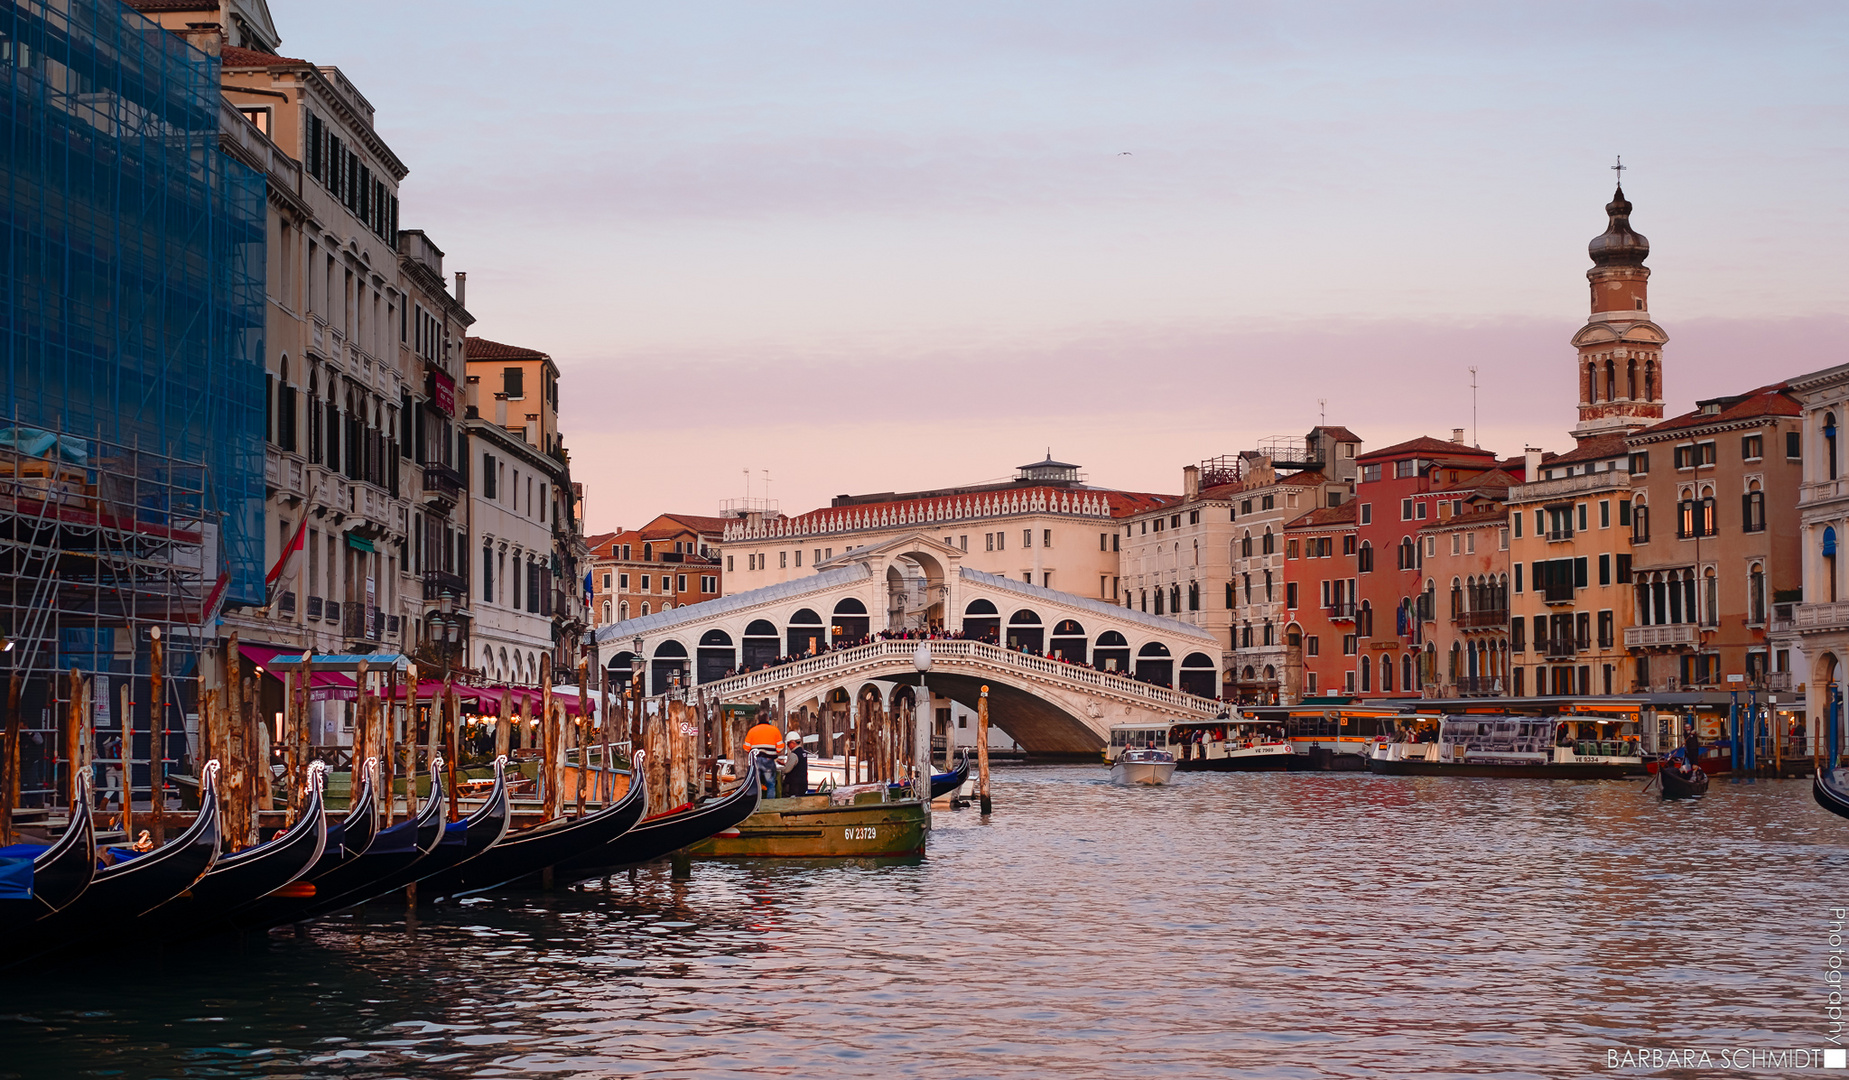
[744,722,784,797]
[778,732,809,797]
[1684,725,1702,769]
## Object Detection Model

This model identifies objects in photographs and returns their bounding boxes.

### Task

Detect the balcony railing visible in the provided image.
[1795,601,1849,634]
[1623,623,1697,649]
[1541,636,1585,660]
[343,604,383,642]
[1453,609,1507,629]
[1769,602,1796,635]
[1546,528,1574,542]
[422,461,463,503]
[1451,676,1503,697]
[324,600,341,625]
[423,568,468,601]
[1325,601,1356,620]
[1762,671,1794,692]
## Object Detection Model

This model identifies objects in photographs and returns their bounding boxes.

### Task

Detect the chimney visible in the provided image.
[494,392,508,428]
[1182,464,1200,500]
[1524,446,1543,481]
[1451,428,1465,444]
[182,22,223,57]
[454,271,466,308]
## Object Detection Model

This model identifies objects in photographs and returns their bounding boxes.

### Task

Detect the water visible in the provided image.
[1,767,1841,1079]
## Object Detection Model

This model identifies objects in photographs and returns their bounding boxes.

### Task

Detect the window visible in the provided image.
[1288,539,1301,560]
[1342,634,1358,656]
[1674,445,1693,469]
[1511,618,1525,650]
[1188,510,1200,525]
[1362,464,1381,483]
[1261,495,1275,511]
[1599,500,1610,529]
[1359,504,1372,526]
[1616,554,1631,583]
[1306,635,1320,657]
[1630,451,1650,475]
[1024,529,1033,548]
[997,531,1005,550]
[1514,563,1523,593]
[1241,499,1253,515]
[779,551,787,569]
[1401,498,1414,521]
[1262,529,1275,555]
[1101,533,1109,552]
[677,574,687,592]
[1416,502,1427,521]
[1788,430,1803,460]
[1597,610,1614,649]
[1512,513,1522,539]
[1357,542,1373,573]
[1499,527,1509,550]
[640,574,651,592]
[1395,459,1418,479]
[795,550,803,567]
[1286,582,1299,609]
[985,533,994,552]
[618,573,629,590]
[1633,503,1650,543]
[1743,486,1765,532]
[1576,504,1587,532]
[1598,553,1611,586]
[482,453,497,497]
[1742,434,1763,460]
[1698,441,1716,465]
[726,556,734,572]
[503,366,525,399]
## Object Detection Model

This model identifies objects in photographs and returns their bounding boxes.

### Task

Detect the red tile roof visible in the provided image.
[1357,436,1497,464]
[657,514,736,536]
[466,336,550,361]
[1310,425,1364,444]
[219,44,309,66]
[1286,502,1358,529]
[1426,467,1517,497]
[1544,433,1630,466]
[1633,383,1800,438]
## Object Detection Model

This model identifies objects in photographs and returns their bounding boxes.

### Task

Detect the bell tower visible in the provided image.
[1570,179,1668,443]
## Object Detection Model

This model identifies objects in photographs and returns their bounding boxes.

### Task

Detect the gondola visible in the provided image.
[1814,765,1849,822]
[235,759,445,929]
[1660,760,1710,800]
[549,764,760,884]
[418,752,649,902]
[0,773,96,927]
[882,753,970,802]
[5,762,223,967]
[329,757,511,911]
[144,763,330,940]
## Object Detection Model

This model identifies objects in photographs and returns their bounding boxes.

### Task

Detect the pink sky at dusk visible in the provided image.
[277,1,1849,530]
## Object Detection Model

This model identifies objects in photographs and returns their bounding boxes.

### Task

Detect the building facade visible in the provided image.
[590,514,728,628]
[1282,503,1360,699]
[1625,384,1803,693]
[1788,364,1849,761]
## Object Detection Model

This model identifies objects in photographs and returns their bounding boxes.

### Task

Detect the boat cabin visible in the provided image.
[1374,715,1643,766]
[1104,719,1288,763]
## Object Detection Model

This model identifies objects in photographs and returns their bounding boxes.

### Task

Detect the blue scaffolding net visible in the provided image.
[1,0,267,608]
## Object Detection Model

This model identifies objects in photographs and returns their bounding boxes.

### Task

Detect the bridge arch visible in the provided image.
[1137,641,1173,687]
[788,608,824,656]
[832,597,870,643]
[698,629,735,684]
[964,598,1000,642]
[742,619,779,669]
[1006,608,1044,652]
[1179,652,1217,698]
[650,639,689,694]
[1050,619,1087,663]
[1095,630,1129,673]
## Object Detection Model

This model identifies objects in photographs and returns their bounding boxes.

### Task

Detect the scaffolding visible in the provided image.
[0,419,211,826]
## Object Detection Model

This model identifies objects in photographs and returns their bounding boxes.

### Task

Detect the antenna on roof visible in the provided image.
[1318,398,1326,426]
[1469,367,1479,447]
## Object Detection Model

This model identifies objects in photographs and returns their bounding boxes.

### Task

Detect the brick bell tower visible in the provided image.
[1570,180,1668,443]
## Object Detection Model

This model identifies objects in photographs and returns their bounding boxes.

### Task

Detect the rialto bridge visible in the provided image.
[592,533,1225,753]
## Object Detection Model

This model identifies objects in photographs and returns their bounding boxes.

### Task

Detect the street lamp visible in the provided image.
[912,644,932,800]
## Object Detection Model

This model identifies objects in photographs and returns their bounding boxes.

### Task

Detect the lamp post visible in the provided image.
[912,644,932,804]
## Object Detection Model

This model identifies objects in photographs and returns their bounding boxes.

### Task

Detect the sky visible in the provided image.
[279,1,1849,531]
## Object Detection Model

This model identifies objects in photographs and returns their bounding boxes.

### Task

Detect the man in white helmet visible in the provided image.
[776,730,808,797]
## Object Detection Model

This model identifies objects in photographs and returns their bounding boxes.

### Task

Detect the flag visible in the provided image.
[266,512,309,608]
[202,569,231,627]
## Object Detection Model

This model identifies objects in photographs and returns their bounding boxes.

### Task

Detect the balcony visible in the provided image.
[343,604,383,642]
[1769,602,1796,635]
[1325,601,1356,621]
[423,568,468,602]
[1513,471,1631,502]
[422,462,463,505]
[1545,528,1574,542]
[1452,676,1503,698]
[306,594,323,619]
[324,600,341,625]
[1542,584,1576,606]
[1795,601,1849,635]
[1623,623,1697,649]
[1453,609,1508,629]
[1541,637,1585,660]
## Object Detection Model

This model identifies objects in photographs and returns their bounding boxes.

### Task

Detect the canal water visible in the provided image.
[1,766,1840,1078]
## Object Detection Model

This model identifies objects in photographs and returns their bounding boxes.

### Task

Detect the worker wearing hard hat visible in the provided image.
[743,722,783,797]
[776,731,808,798]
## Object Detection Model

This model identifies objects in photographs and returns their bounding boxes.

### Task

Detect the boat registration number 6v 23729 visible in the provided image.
[845,827,878,840]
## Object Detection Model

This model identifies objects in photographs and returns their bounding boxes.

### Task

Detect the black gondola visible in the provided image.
[0,774,96,927]
[881,753,970,802]
[329,757,511,911]
[145,762,331,940]
[234,759,445,929]
[1815,766,1849,821]
[549,764,759,884]
[418,752,649,902]
[5,761,224,968]
[1660,760,1711,800]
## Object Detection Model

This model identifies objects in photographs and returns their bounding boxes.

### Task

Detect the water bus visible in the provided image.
[1104,719,1300,772]
[1240,706,1405,771]
[1368,714,1648,778]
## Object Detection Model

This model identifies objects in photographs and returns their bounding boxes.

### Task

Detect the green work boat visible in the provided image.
[686,789,928,858]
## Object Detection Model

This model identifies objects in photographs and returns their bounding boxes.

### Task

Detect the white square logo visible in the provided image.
[1824,1047,1847,1069]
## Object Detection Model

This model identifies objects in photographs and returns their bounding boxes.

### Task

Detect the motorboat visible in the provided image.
[1815,765,1849,821]
[1108,720,1300,772]
[688,751,928,858]
[1110,747,1177,786]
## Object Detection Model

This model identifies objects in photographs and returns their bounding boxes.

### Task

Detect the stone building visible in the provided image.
[1787,363,1849,761]
[589,514,728,627]
[1415,471,1515,697]
[1624,384,1803,693]
[718,456,1169,625]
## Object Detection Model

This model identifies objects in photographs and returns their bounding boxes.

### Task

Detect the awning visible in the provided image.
[345,533,375,553]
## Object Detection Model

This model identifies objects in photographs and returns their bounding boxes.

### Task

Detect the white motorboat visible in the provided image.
[1110,747,1177,786]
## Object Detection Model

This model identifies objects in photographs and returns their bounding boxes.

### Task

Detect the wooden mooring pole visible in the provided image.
[977,685,992,815]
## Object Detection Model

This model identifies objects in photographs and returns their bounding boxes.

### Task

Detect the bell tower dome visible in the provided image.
[1570,182,1668,443]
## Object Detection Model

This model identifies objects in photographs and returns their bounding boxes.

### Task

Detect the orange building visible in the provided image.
[590,514,728,628]
[1282,502,1359,699]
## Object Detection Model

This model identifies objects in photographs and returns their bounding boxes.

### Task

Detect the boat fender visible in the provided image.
[715,828,742,838]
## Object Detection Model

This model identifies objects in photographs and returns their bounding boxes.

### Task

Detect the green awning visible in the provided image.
[345,533,375,553]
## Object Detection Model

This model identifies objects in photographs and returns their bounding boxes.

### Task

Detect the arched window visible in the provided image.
[1380,654,1394,692]
[1828,413,1839,480]
[1262,528,1275,555]
[1398,536,1416,570]
[1402,652,1415,692]
[1357,541,1374,573]
[600,600,611,623]
[619,600,629,620]
[1154,589,1166,615]
[1703,567,1719,627]
[640,601,650,616]
[1743,480,1765,533]
[1360,655,1372,693]
[1171,584,1182,612]
[1633,497,1651,543]
[1241,531,1253,557]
